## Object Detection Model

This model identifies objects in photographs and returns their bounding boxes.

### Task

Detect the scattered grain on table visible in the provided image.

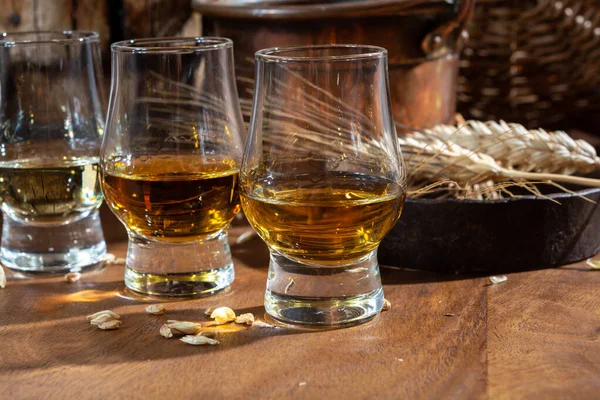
[64,272,81,283]
[180,333,219,346]
[382,299,391,311]
[489,275,508,284]
[210,307,236,325]
[145,304,166,315]
[234,313,255,326]
[98,320,122,330]
[164,320,201,335]
[86,310,120,321]
[86,310,121,330]
[586,258,600,270]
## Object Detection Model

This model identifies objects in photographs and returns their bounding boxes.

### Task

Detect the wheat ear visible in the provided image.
[421,120,600,175]
[401,131,600,188]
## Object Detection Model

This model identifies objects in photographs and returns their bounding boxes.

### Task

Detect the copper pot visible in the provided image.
[193,0,473,129]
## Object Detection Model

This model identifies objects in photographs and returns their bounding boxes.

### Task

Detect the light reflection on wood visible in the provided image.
[58,289,120,303]
[197,321,248,334]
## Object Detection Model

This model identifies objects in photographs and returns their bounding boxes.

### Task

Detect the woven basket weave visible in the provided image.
[458,0,600,132]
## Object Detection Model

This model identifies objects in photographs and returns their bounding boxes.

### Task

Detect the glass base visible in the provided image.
[0,210,106,274]
[124,232,235,297]
[264,250,384,327]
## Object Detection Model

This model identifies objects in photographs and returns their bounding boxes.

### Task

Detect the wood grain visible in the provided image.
[124,0,199,38]
[0,226,599,399]
[0,1,200,67]
[73,0,110,55]
[488,265,600,399]
[0,0,72,33]
[0,0,38,32]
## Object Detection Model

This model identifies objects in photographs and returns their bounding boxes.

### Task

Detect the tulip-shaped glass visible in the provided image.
[0,31,107,273]
[101,37,245,297]
[241,45,406,326]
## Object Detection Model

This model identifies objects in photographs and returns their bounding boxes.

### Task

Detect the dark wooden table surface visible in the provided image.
[1,226,599,399]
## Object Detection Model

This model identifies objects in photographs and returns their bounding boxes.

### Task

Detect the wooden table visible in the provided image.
[1,226,599,399]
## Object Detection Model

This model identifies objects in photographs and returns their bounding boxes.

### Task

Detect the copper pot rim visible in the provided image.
[193,0,452,19]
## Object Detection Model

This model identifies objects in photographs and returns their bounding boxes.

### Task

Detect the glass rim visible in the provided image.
[255,44,387,63]
[111,37,233,53]
[0,30,99,46]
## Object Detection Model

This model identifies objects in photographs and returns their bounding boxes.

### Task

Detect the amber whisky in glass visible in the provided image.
[102,38,245,296]
[241,45,406,326]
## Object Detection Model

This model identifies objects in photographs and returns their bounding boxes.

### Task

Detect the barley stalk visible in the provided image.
[401,131,600,188]
[141,68,600,198]
[420,119,600,175]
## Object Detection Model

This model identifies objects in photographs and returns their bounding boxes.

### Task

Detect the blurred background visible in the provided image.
[1,0,598,133]
[0,1,201,61]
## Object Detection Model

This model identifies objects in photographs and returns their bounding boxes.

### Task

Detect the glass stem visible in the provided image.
[264,249,384,326]
[124,232,235,297]
[0,209,106,273]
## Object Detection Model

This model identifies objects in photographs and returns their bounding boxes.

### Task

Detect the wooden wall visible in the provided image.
[0,0,202,66]
[0,0,202,241]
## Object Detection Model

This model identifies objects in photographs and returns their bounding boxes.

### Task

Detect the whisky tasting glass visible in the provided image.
[0,31,106,273]
[101,37,245,297]
[241,45,406,326]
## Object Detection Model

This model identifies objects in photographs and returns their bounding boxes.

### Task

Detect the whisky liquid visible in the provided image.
[101,155,240,243]
[0,158,103,225]
[241,173,405,266]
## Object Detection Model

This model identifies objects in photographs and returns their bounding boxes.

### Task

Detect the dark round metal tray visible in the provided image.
[378,187,600,273]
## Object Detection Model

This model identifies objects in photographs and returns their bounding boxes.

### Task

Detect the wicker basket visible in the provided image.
[458,0,600,132]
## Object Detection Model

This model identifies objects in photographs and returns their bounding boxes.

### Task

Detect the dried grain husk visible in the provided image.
[160,324,174,338]
[180,334,219,346]
[145,304,166,315]
[165,320,202,335]
[382,299,391,311]
[98,320,122,330]
[234,313,255,326]
[489,275,508,284]
[90,313,118,326]
[586,259,600,270]
[86,310,120,321]
[64,272,81,283]
[210,307,236,325]
[0,265,6,289]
